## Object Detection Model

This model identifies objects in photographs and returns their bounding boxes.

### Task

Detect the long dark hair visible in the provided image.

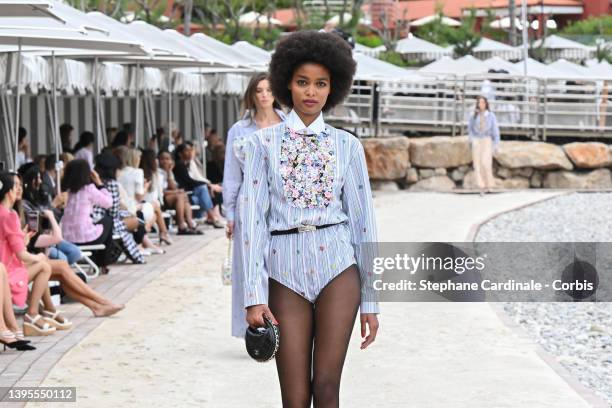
[22,165,47,207]
[140,149,158,182]
[62,159,92,193]
[0,172,16,202]
[242,73,281,124]
[473,96,490,118]
[73,131,95,152]
[94,152,120,181]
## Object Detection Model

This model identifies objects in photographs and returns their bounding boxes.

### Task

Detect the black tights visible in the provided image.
[268,265,361,408]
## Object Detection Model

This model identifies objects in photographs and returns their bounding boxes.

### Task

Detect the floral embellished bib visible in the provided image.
[279,126,335,209]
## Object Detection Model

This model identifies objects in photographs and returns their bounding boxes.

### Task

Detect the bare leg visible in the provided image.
[26,262,52,318]
[46,260,123,317]
[268,279,314,408]
[312,266,361,408]
[152,201,169,236]
[124,216,139,232]
[164,193,186,229]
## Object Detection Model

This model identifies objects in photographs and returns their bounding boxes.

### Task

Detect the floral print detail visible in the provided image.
[280,127,335,209]
[232,135,251,164]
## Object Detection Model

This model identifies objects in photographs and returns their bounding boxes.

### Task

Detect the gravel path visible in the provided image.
[475,192,612,405]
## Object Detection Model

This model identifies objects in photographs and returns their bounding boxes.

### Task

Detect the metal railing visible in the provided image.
[328,74,612,139]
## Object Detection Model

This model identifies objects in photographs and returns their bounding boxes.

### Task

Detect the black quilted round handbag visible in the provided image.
[245,315,279,362]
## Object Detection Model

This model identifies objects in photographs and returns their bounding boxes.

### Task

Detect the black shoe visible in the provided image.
[1,339,36,351]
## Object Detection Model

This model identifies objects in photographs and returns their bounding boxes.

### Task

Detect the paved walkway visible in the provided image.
[14,190,606,407]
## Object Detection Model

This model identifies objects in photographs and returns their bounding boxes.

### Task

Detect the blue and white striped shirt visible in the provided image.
[241,110,380,314]
[468,110,501,148]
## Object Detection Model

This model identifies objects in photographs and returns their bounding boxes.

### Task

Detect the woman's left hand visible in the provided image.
[360,313,379,349]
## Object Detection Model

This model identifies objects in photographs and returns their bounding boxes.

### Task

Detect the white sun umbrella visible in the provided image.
[395,36,452,61]
[410,15,461,27]
[473,38,521,60]
[0,6,147,172]
[325,12,366,25]
[584,61,612,80]
[420,55,487,76]
[190,32,262,68]
[490,17,523,30]
[238,11,281,27]
[353,52,420,81]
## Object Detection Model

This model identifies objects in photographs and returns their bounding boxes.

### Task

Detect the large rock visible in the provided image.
[530,172,543,188]
[405,168,418,184]
[543,169,612,189]
[500,177,530,189]
[494,141,573,170]
[563,142,612,169]
[419,168,435,179]
[362,137,410,180]
[408,175,456,192]
[409,136,471,168]
[450,168,465,182]
[371,181,400,191]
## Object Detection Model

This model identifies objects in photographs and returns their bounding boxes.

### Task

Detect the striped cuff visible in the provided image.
[360,301,380,314]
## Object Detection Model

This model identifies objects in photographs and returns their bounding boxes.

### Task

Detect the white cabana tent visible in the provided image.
[190,33,262,69]
[395,35,452,61]
[513,58,567,79]
[0,3,148,171]
[0,1,58,18]
[230,41,271,65]
[419,55,487,76]
[473,38,521,60]
[410,15,460,27]
[532,35,592,62]
[353,52,420,82]
[354,43,385,58]
[482,57,522,75]
[584,61,612,80]
[548,59,601,79]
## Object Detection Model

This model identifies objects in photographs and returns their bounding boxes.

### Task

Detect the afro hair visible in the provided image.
[269,30,356,112]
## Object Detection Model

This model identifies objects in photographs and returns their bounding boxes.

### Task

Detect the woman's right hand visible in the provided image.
[246,304,278,328]
[91,170,103,187]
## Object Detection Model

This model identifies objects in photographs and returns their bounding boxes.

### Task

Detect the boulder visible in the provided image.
[362,137,410,180]
[543,169,612,189]
[500,177,530,189]
[563,142,612,169]
[494,141,573,170]
[434,167,447,176]
[371,181,401,191]
[450,168,465,182]
[419,168,435,179]
[512,167,535,178]
[405,168,419,184]
[408,176,456,192]
[530,172,543,188]
[496,167,512,179]
[409,136,471,168]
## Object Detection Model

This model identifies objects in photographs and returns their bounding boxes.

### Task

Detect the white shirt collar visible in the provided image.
[286,109,326,135]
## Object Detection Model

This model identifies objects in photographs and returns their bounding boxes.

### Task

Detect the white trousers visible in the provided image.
[471,137,495,189]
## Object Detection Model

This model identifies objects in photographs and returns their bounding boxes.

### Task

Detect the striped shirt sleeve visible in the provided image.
[241,132,270,308]
[342,138,380,314]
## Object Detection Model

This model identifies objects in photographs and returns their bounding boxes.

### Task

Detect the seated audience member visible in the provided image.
[73,131,96,170]
[173,143,225,228]
[12,175,124,320]
[205,127,225,184]
[60,159,114,271]
[59,123,74,154]
[41,154,58,201]
[0,263,35,350]
[0,172,55,336]
[111,131,129,148]
[21,166,79,264]
[140,149,175,244]
[115,147,164,254]
[157,151,201,235]
[92,153,146,264]
[122,123,136,148]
